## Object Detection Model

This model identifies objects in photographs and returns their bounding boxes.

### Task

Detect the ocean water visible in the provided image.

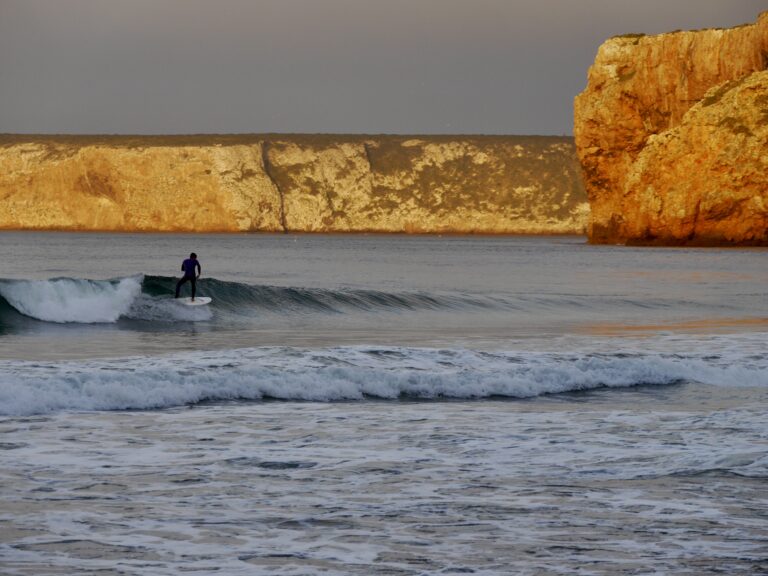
[1,232,767,575]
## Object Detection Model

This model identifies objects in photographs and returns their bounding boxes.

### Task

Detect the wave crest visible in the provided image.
[0,273,742,326]
[0,276,143,323]
[1,346,766,415]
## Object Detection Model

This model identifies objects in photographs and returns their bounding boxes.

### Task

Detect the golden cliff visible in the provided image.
[575,12,768,245]
[0,134,587,234]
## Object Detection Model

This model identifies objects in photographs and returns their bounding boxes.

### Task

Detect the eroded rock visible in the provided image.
[0,134,587,235]
[574,12,768,245]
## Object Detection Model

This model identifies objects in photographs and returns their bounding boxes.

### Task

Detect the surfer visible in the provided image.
[175,252,201,301]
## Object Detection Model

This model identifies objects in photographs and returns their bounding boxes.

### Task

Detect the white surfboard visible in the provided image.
[177,296,212,306]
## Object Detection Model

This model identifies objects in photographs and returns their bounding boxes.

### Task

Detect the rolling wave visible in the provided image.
[0,276,209,324]
[0,275,500,324]
[0,274,736,325]
[1,345,766,416]
[0,276,143,323]
[141,275,497,313]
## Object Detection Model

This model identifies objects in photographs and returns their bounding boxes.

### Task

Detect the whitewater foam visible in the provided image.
[0,276,143,323]
[1,344,766,416]
[125,294,213,322]
[0,272,744,330]
[0,275,214,324]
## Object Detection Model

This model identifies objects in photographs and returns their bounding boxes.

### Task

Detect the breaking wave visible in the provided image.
[0,274,727,325]
[0,276,210,324]
[1,345,766,416]
[0,276,143,323]
[0,274,513,325]
[139,275,500,314]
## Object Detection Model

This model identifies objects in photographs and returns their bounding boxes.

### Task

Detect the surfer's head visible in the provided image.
[190,252,197,259]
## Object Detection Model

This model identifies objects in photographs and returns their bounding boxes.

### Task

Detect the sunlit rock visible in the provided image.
[0,134,587,235]
[575,12,768,245]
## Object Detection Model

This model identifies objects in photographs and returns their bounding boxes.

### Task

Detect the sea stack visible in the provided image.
[574,12,768,245]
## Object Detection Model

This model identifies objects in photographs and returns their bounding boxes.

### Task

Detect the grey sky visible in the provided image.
[0,0,765,135]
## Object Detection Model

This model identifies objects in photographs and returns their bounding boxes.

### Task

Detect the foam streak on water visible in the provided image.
[1,338,767,416]
[1,400,767,575]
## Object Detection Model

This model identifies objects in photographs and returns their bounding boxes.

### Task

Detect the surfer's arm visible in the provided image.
[196,263,201,278]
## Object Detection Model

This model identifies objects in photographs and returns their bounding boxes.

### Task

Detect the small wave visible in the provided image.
[141,275,497,314]
[141,276,730,317]
[0,274,496,325]
[0,276,213,324]
[0,276,143,323]
[0,274,740,326]
[1,346,766,416]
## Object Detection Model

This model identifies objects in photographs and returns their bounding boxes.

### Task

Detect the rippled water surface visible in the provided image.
[1,232,767,575]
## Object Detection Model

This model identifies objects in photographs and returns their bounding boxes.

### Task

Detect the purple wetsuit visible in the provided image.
[182,258,199,277]
[175,258,200,299]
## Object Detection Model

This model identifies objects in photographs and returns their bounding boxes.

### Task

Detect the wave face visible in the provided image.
[141,275,497,314]
[0,274,504,325]
[2,345,767,416]
[0,273,728,326]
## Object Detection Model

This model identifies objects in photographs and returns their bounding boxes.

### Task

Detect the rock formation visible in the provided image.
[0,134,587,235]
[575,11,768,245]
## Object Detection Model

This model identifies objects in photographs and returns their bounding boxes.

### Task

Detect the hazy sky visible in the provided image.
[0,0,765,135]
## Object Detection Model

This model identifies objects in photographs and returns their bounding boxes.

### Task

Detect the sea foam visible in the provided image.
[1,345,766,416]
[0,276,143,323]
[0,275,213,324]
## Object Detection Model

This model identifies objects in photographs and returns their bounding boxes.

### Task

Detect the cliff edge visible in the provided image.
[0,134,587,235]
[575,12,768,245]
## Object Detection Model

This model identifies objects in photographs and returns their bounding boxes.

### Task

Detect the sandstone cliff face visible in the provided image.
[0,134,587,235]
[574,12,768,245]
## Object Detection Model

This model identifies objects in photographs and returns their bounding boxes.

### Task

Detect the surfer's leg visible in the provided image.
[175,277,187,298]
[190,277,196,301]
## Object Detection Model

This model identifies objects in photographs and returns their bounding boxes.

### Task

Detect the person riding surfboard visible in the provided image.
[175,252,201,301]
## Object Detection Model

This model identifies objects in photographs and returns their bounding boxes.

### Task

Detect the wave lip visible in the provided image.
[1,346,767,416]
[0,276,143,323]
